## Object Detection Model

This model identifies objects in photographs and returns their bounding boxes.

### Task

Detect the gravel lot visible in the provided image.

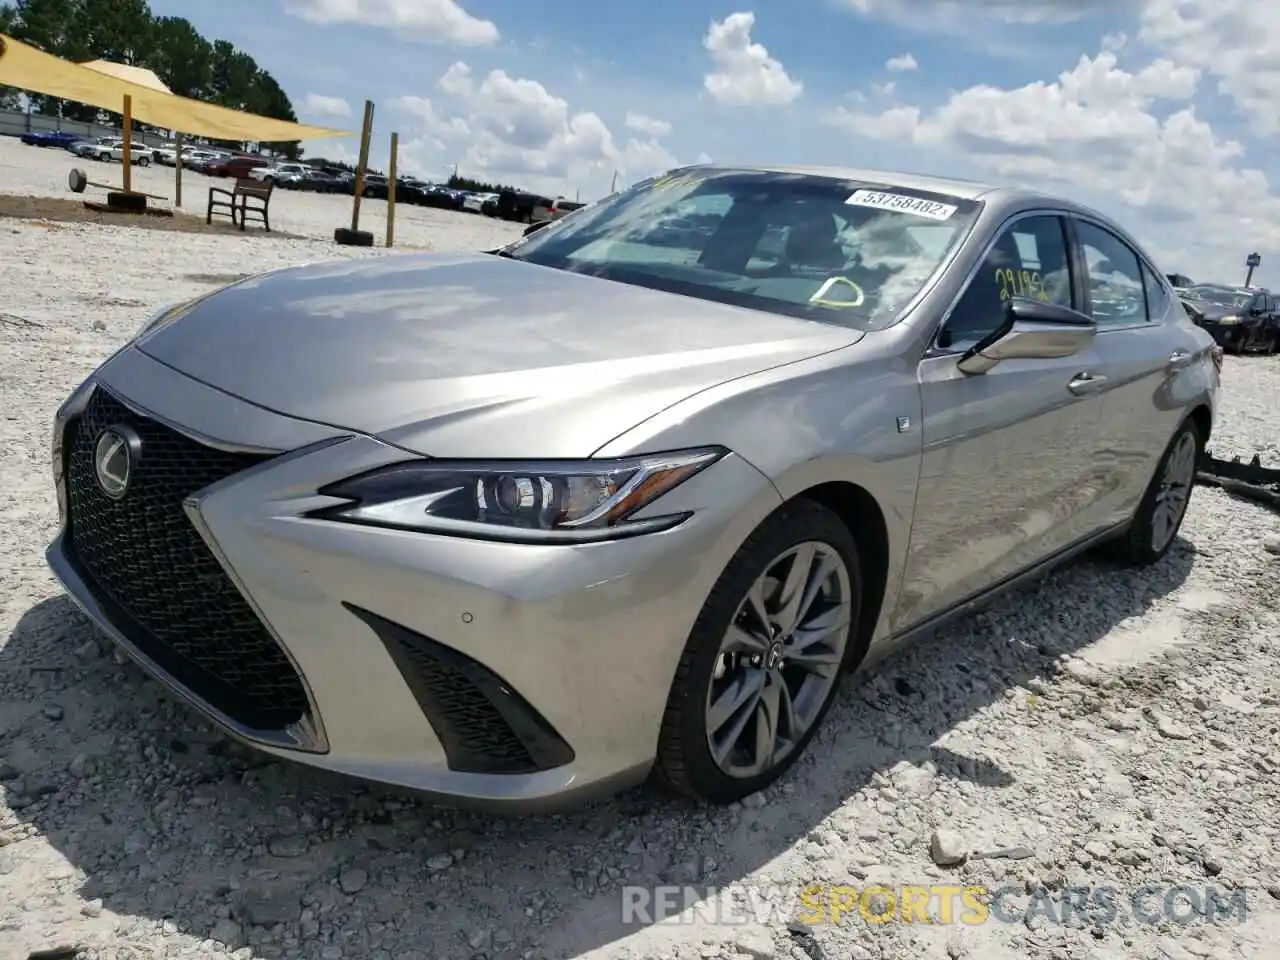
[0,137,521,247]
[2,134,1280,960]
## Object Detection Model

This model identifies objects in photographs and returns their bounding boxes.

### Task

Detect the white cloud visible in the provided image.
[300,93,351,117]
[624,112,672,137]
[284,0,499,46]
[1100,30,1127,51]
[702,12,802,107]
[1140,0,1280,136]
[394,63,678,197]
[827,48,1280,279]
[885,52,918,71]
[842,0,1133,26]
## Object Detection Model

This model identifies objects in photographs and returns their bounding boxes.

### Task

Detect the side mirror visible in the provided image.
[956,298,1096,375]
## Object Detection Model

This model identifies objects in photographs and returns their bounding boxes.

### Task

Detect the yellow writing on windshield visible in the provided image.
[809,276,866,308]
[996,268,1051,302]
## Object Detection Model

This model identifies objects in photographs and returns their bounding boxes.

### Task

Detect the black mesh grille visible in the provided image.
[64,387,310,731]
[346,605,574,775]
[389,637,536,773]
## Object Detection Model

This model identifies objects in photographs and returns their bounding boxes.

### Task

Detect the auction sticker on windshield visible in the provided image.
[846,189,957,221]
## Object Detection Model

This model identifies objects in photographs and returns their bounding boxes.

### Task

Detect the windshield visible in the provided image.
[502,168,981,329]
[1187,286,1249,308]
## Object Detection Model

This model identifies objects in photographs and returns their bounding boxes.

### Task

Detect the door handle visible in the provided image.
[1068,372,1108,396]
[1167,350,1193,370]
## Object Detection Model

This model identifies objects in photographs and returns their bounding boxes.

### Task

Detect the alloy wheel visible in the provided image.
[1151,430,1197,552]
[705,541,852,779]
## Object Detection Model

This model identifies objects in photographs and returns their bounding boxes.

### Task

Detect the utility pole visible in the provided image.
[1245,252,1261,287]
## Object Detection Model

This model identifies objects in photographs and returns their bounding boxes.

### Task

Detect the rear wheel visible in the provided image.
[1107,419,1201,566]
[654,500,862,804]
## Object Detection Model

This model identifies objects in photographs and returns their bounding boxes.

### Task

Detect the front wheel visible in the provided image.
[654,500,863,804]
[1107,419,1202,566]
[137,156,150,167]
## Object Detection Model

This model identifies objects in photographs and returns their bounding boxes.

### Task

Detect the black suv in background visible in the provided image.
[1178,284,1280,353]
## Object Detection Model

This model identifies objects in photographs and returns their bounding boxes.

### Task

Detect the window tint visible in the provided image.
[1142,265,1170,320]
[1077,221,1148,325]
[941,215,1071,347]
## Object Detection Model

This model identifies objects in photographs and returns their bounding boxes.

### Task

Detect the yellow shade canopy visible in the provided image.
[0,33,350,142]
[81,60,172,94]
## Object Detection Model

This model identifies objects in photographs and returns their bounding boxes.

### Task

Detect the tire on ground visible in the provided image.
[334,227,375,247]
[1105,417,1203,567]
[105,192,147,212]
[654,498,865,804]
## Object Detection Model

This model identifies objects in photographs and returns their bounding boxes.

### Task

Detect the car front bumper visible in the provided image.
[45,347,779,811]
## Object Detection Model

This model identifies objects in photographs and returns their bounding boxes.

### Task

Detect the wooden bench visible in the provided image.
[207,177,273,232]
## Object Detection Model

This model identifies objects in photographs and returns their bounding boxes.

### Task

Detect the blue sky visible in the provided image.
[149,0,1280,286]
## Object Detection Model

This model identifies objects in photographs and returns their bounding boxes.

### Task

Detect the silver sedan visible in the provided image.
[46,164,1219,811]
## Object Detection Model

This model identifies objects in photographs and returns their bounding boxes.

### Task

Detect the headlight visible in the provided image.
[1217,315,1242,324]
[311,448,726,543]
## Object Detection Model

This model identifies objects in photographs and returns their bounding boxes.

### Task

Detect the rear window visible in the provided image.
[506,167,981,329]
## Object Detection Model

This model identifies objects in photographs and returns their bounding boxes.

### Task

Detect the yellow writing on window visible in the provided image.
[995,268,1051,303]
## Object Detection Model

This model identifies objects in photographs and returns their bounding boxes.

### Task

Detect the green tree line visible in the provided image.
[448,173,518,194]
[0,0,303,157]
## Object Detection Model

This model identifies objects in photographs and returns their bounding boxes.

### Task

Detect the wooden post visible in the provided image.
[121,94,133,194]
[350,99,375,232]
[174,132,183,207]
[386,131,398,248]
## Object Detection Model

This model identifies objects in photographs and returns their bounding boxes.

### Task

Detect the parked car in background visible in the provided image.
[462,191,499,213]
[252,161,310,183]
[71,137,117,159]
[205,155,270,178]
[1178,284,1280,353]
[182,150,221,171]
[295,169,346,192]
[1166,273,1193,290]
[46,165,1218,811]
[531,196,585,224]
[496,189,547,222]
[20,130,82,149]
[419,185,464,210]
[105,142,152,165]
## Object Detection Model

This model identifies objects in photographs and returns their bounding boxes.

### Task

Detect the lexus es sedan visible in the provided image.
[47,165,1219,811]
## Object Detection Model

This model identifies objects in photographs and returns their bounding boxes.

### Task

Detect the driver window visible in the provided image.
[941,215,1071,348]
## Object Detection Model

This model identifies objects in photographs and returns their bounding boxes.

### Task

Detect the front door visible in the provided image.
[894,213,1108,631]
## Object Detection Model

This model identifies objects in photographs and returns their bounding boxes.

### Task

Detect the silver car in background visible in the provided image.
[46,165,1218,811]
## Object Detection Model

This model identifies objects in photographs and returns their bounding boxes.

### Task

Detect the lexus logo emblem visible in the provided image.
[94,426,140,499]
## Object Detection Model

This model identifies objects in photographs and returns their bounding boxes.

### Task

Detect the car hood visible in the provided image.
[135,252,861,458]
[1181,300,1242,321]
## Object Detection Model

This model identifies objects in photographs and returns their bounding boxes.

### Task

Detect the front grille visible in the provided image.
[346,604,575,775]
[64,387,310,731]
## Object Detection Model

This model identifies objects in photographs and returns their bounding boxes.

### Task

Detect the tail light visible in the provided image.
[1211,345,1224,373]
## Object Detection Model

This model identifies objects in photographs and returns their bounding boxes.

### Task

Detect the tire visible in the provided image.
[654,499,864,804]
[137,156,150,167]
[105,192,147,212]
[1106,418,1202,567]
[334,227,374,247]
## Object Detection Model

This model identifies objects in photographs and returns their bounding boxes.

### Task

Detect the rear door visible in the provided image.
[1069,217,1193,528]
[899,212,1109,629]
